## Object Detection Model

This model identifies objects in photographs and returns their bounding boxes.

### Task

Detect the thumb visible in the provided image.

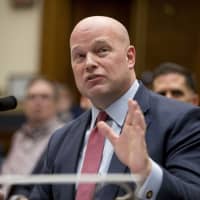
[97,121,118,146]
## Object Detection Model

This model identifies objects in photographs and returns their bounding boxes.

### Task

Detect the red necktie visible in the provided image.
[75,111,108,200]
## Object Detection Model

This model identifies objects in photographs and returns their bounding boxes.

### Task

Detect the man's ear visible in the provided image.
[191,94,199,106]
[127,45,136,69]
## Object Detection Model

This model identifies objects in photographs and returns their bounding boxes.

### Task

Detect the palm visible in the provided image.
[98,100,150,175]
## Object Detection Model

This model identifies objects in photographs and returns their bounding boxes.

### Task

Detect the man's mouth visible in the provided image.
[86,74,103,81]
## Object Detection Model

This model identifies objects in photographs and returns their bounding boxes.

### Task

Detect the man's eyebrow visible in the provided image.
[93,39,109,46]
[71,46,82,55]
[71,39,110,54]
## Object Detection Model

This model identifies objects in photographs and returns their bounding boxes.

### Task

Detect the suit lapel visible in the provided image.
[54,111,91,200]
[134,82,151,129]
[57,111,92,173]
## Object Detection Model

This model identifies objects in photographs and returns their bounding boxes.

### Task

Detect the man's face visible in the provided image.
[23,80,57,124]
[70,19,135,108]
[153,73,198,105]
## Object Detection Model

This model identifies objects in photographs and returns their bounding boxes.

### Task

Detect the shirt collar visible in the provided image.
[91,80,139,128]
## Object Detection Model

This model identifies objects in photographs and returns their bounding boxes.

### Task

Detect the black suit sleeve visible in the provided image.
[157,107,200,199]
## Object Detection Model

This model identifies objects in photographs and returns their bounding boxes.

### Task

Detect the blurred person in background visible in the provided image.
[0,77,64,199]
[140,70,153,89]
[80,95,92,110]
[56,83,84,122]
[152,62,199,106]
[56,83,75,122]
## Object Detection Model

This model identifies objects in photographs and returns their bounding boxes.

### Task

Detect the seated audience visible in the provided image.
[80,95,92,110]
[152,62,199,105]
[55,83,83,122]
[0,77,64,199]
[140,70,153,89]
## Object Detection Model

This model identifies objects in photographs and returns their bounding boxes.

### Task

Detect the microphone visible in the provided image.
[0,96,17,111]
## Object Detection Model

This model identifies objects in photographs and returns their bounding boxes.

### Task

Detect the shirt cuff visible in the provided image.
[133,159,163,200]
[9,195,28,200]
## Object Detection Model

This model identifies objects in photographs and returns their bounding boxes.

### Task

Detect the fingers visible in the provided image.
[126,99,146,131]
[97,121,118,146]
[97,99,146,145]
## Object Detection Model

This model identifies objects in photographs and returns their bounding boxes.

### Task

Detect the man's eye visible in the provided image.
[171,90,184,97]
[97,48,109,56]
[157,90,184,97]
[158,91,166,96]
[73,54,85,62]
[77,54,85,58]
[97,47,109,53]
[99,48,107,52]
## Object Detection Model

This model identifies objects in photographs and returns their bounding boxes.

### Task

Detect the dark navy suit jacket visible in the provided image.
[30,83,200,200]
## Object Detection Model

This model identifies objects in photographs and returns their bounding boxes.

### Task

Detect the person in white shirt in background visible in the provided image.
[0,77,64,200]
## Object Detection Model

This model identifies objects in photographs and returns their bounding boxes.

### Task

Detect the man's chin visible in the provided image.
[88,89,107,98]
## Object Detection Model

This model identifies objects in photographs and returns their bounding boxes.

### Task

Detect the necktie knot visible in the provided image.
[95,111,108,124]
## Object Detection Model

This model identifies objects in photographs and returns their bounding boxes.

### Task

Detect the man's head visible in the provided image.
[152,62,199,105]
[23,77,58,126]
[70,16,136,109]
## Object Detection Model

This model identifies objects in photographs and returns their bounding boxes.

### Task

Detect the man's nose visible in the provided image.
[85,53,97,71]
[165,91,173,99]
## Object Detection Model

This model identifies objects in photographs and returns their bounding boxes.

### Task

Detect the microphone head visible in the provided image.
[0,96,17,111]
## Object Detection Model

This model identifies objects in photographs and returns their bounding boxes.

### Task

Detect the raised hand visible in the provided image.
[97,99,152,183]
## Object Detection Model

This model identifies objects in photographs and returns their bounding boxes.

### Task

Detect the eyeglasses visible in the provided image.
[26,94,55,101]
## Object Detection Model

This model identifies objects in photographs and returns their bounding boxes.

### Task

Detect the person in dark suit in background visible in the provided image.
[21,16,200,199]
[55,82,86,123]
[80,95,92,110]
[152,62,199,106]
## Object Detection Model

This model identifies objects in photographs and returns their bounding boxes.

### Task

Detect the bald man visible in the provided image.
[29,16,200,200]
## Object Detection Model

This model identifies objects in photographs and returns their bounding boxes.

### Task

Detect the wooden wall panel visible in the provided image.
[145,1,200,79]
[40,0,200,94]
[130,0,148,75]
[40,0,72,84]
[70,0,132,30]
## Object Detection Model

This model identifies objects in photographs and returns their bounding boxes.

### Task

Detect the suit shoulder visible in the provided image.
[136,83,200,116]
[147,90,200,133]
[149,89,199,113]
[47,111,91,155]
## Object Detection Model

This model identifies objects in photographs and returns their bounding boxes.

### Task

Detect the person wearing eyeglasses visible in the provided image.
[0,77,64,200]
